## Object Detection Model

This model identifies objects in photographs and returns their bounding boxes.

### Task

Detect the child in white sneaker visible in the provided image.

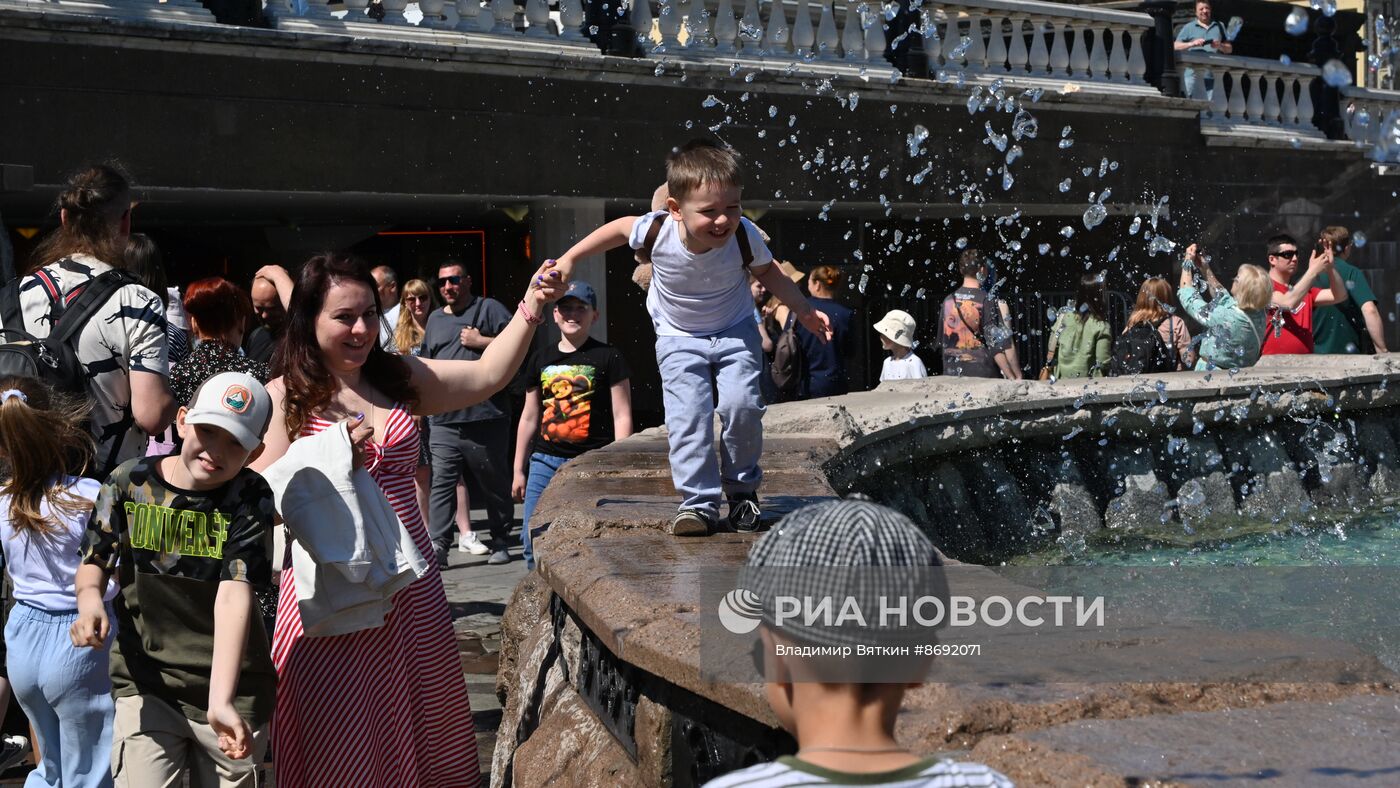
[551,140,830,535]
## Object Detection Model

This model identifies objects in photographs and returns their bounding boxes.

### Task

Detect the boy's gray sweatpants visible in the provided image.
[656,319,765,519]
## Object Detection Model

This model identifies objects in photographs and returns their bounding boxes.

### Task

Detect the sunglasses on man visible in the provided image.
[1270,249,1298,260]
[437,275,462,286]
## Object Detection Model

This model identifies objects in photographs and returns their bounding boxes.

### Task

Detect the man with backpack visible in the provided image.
[939,250,1019,379]
[0,164,176,477]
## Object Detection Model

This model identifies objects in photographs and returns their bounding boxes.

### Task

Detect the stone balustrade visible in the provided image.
[1341,85,1400,161]
[916,0,1152,89]
[1178,51,1325,142]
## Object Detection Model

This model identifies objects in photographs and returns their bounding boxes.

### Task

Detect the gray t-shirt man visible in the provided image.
[421,293,512,425]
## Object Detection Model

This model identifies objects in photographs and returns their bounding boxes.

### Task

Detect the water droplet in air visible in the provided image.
[985,121,1008,152]
[907,125,929,157]
[1098,157,1109,177]
[966,87,983,115]
[1060,225,1075,239]
[1059,178,1072,193]
[1285,7,1309,36]
[857,273,869,293]
[1129,216,1143,235]
[955,237,968,249]
[1225,16,1244,41]
[1005,145,1023,165]
[1039,243,1051,255]
[1354,231,1368,248]
[1148,235,1177,256]
[1002,168,1015,191]
[1280,54,1293,66]
[848,92,860,110]
[949,35,972,60]
[1083,203,1107,230]
[1322,59,1352,88]
[1321,0,1336,17]
[1012,109,1038,140]
[1058,138,1074,149]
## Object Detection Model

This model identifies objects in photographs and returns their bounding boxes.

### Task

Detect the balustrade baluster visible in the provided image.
[1190,63,1209,102]
[965,14,986,70]
[841,1,863,61]
[1107,25,1128,82]
[863,2,884,63]
[525,0,551,36]
[490,0,514,32]
[1088,24,1108,80]
[1245,70,1264,123]
[1263,74,1282,125]
[792,0,814,57]
[942,13,960,67]
[1006,15,1028,74]
[558,0,585,39]
[1068,24,1089,77]
[1226,67,1247,120]
[1127,26,1146,82]
[816,0,839,59]
[740,0,762,52]
[455,0,481,31]
[985,14,1008,73]
[1281,76,1299,127]
[766,0,791,53]
[1028,18,1050,74]
[659,0,682,49]
[1048,21,1069,76]
[685,0,712,49]
[714,0,737,52]
[1297,76,1315,128]
[418,0,446,27]
[1209,68,1229,118]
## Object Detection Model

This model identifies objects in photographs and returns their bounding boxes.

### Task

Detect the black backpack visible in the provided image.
[1110,317,1179,376]
[770,311,804,399]
[0,266,139,396]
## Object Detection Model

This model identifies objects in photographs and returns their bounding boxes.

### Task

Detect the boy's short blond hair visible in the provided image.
[1232,264,1272,312]
[666,140,745,203]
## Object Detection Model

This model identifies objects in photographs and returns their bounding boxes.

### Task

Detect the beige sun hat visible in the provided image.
[775,260,805,283]
[873,309,917,348]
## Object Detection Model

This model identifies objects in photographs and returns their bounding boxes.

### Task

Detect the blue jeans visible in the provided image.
[521,452,570,570]
[655,319,765,519]
[5,602,115,788]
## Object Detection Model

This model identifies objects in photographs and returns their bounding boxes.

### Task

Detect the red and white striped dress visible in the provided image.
[271,405,479,788]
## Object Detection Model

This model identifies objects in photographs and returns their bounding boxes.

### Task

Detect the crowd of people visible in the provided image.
[0,150,1388,788]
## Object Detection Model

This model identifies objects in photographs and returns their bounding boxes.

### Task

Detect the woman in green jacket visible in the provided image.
[1048,273,1113,379]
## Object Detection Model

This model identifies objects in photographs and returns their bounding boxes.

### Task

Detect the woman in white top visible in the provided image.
[0,376,117,788]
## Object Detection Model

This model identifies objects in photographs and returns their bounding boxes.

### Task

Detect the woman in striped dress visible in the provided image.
[251,253,562,787]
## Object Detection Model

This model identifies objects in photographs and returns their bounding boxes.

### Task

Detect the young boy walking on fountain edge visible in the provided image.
[551,140,831,535]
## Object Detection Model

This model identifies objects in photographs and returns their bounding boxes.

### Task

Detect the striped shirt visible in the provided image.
[703,756,1013,787]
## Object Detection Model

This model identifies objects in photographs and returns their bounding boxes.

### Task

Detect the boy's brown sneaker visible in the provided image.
[667,508,713,536]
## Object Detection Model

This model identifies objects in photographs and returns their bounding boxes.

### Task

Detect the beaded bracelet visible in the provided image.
[518,300,545,326]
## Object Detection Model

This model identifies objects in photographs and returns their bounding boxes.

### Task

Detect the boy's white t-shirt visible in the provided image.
[881,353,929,381]
[628,211,773,337]
[702,755,1013,787]
[0,476,117,610]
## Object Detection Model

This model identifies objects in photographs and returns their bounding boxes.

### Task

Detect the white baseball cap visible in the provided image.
[184,371,272,451]
[873,309,917,348]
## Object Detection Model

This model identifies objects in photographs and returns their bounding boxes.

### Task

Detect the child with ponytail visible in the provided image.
[0,376,116,788]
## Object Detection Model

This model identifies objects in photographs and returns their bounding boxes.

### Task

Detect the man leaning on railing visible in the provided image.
[1175,0,1232,97]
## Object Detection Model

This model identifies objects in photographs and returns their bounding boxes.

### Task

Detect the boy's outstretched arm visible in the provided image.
[553,217,637,278]
[755,263,832,343]
[208,580,254,760]
[70,564,111,648]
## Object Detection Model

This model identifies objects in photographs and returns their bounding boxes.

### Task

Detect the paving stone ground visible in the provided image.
[441,504,531,786]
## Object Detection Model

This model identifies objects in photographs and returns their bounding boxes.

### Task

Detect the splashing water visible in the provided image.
[985,121,1009,152]
[1354,106,1371,128]
[848,92,860,110]
[1225,16,1244,41]
[857,273,869,293]
[1285,7,1309,36]
[1023,87,1045,103]
[1322,60,1353,88]
[1038,243,1051,255]
[1005,145,1023,165]
[1354,231,1368,248]
[1059,138,1075,150]
[1012,109,1039,140]
[1321,0,1336,17]
[1098,158,1109,177]
[1280,54,1293,66]
[1148,235,1178,256]
[1059,178,1072,193]
[1060,225,1075,239]
[1129,216,1143,235]
[1001,168,1015,191]
[907,125,929,157]
[1083,203,1107,231]
[966,88,983,116]
[949,35,972,60]
[955,237,968,249]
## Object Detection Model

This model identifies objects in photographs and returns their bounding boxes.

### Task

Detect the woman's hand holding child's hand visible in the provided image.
[208,703,253,760]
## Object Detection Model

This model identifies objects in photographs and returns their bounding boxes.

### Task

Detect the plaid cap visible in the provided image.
[739,498,946,648]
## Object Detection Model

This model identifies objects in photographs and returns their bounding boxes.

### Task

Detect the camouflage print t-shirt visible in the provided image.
[80,456,278,729]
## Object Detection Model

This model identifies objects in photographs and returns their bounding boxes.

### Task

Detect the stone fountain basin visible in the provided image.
[495,355,1400,787]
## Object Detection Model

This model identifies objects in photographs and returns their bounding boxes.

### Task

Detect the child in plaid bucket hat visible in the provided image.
[707,499,1011,787]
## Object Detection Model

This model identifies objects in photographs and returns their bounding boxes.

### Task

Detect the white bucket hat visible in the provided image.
[873,309,917,348]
